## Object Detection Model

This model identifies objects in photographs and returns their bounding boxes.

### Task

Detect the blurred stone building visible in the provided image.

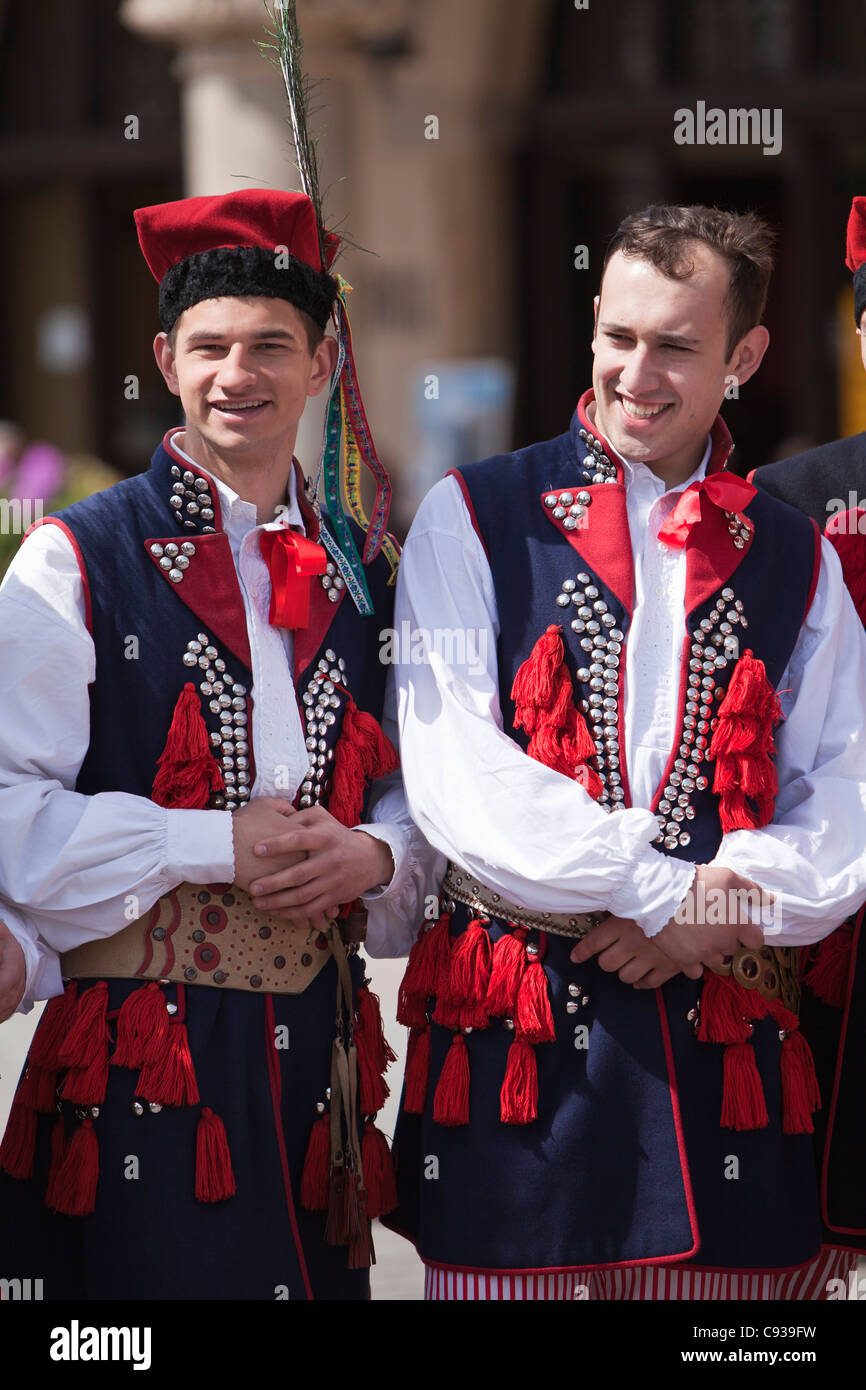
[1,0,866,533]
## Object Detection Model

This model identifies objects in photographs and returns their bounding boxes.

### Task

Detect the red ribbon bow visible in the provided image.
[657,474,757,549]
[259,529,328,629]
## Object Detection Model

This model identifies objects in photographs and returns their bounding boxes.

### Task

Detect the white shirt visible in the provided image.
[394,438,866,943]
[1,432,444,1011]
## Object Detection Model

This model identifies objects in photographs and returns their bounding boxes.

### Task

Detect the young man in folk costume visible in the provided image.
[0,185,442,1300]
[383,205,866,1299]
[751,194,866,1268]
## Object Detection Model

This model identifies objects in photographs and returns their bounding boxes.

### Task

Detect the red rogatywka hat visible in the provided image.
[845,195,866,327]
[134,187,341,333]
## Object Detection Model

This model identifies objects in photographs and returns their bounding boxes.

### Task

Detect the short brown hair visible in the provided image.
[602,205,775,358]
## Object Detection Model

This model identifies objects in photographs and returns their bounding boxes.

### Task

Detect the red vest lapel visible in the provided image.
[145,532,252,670]
[541,483,634,615]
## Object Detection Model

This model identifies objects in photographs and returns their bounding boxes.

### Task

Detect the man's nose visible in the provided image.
[617,344,658,395]
[215,346,257,389]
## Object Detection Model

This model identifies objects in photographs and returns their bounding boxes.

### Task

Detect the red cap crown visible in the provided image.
[845,196,866,274]
[134,188,339,283]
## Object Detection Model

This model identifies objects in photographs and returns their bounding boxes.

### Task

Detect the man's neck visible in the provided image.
[585,400,708,490]
[175,428,295,525]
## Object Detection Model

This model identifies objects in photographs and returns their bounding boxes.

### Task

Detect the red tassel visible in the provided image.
[60,1047,109,1106]
[696,971,754,1045]
[486,929,528,1017]
[346,1174,374,1269]
[512,626,603,796]
[300,1113,332,1211]
[708,651,781,833]
[356,987,398,1071]
[515,956,555,1044]
[358,1043,390,1116]
[112,982,171,1068]
[780,1032,821,1135]
[137,1023,200,1106]
[44,1118,68,1209]
[448,920,492,1007]
[151,682,224,809]
[49,1118,99,1216]
[16,1065,58,1115]
[500,1035,538,1125]
[327,697,399,828]
[397,915,451,1028]
[721,1042,769,1131]
[432,1033,470,1126]
[0,1103,38,1180]
[29,982,78,1069]
[825,508,866,622]
[362,1121,398,1219]
[403,1026,431,1114]
[195,1107,236,1202]
[802,924,854,1010]
[57,982,110,1069]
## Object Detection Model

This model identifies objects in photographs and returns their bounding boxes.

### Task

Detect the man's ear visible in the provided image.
[307,334,339,398]
[726,324,770,389]
[154,332,180,397]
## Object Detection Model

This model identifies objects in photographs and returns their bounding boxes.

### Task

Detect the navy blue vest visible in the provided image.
[40,433,394,814]
[456,403,817,860]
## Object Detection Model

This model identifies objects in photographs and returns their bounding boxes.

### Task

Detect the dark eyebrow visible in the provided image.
[599,321,700,348]
[182,327,301,346]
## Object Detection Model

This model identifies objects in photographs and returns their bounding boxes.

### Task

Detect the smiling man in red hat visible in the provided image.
[0,186,441,1300]
[382,204,866,1299]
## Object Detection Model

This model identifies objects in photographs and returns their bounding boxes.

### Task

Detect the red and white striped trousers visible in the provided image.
[423,1247,859,1300]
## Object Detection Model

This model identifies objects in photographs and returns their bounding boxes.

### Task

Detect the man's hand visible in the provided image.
[231,797,307,892]
[652,864,770,974]
[570,916,683,989]
[248,806,395,931]
[0,918,27,1022]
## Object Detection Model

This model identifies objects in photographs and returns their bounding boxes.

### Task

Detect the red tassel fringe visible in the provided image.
[432,1033,470,1127]
[485,928,528,1018]
[515,957,555,1044]
[49,1118,99,1216]
[825,508,866,623]
[29,982,78,1069]
[802,923,854,1010]
[112,982,171,1069]
[779,1032,821,1135]
[58,982,110,1070]
[707,650,781,832]
[500,1034,538,1124]
[403,1026,431,1114]
[327,697,399,828]
[195,1107,236,1202]
[512,625,603,796]
[721,1041,769,1131]
[137,1023,200,1107]
[151,682,224,809]
[362,1121,398,1219]
[300,1113,331,1211]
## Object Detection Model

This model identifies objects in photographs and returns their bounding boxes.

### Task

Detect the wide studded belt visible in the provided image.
[60,882,365,994]
[442,863,609,940]
[710,943,801,1014]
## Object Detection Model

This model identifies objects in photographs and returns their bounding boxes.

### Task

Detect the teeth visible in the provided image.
[619,398,668,419]
[212,401,266,410]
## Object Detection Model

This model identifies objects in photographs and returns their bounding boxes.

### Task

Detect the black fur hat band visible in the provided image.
[159,245,338,334]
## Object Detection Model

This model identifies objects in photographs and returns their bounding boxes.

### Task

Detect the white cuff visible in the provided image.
[608,845,697,938]
[165,809,236,886]
[356,821,408,903]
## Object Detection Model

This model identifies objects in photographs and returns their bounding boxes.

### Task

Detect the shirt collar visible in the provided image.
[620,435,712,500]
[168,430,302,535]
